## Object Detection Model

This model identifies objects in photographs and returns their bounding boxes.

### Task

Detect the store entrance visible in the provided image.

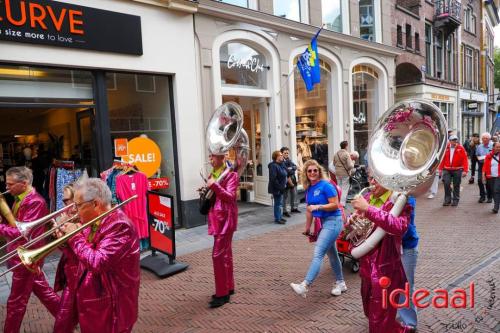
[222,96,270,204]
[0,106,95,203]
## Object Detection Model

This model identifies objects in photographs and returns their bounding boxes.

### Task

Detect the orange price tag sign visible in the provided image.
[114,138,128,157]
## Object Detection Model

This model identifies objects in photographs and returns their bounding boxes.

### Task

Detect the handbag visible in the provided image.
[307,217,322,242]
[198,188,215,215]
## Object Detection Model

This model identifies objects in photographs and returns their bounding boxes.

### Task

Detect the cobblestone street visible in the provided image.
[1,181,498,332]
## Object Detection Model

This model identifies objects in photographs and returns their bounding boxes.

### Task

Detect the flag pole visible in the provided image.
[276,24,326,96]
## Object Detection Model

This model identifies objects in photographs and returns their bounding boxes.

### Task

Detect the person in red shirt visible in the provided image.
[438,135,469,206]
[482,142,500,213]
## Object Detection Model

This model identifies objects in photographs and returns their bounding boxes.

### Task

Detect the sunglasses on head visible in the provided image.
[307,169,319,174]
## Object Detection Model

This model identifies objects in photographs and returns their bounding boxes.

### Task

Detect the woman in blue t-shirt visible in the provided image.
[290,159,346,297]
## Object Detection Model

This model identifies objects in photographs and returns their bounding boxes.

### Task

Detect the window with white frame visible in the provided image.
[464,6,476,34]
[359,0,376,41]
[220,42,267,89]
[446,35,453,81]
[322,0,343,33]
[274,0,306,22]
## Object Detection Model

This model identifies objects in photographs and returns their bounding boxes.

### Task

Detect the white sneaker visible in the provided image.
[427,194,435,199]
[331,281,347,296]
[290,281,309,298]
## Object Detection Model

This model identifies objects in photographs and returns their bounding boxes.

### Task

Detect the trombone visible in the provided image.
[0,195,137,277]
[0,203,76,254]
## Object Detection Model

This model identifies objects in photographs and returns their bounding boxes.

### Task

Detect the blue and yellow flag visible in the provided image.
[297,28,322,92]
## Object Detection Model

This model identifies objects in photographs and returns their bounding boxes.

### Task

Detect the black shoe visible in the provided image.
[212,290,235,299]
[487,199,493,203]
[492,209,499,214]
[443,202,451,206]
[468,178,474,184]
[291,208,301,213]
[283,212,291,217]
[209,295,230,308]
[451,201,458,206]
[280,218,287,223]
[478,198,486,203]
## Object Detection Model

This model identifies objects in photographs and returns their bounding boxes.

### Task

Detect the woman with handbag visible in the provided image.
[290,160,346,298]
[334,141,355,206]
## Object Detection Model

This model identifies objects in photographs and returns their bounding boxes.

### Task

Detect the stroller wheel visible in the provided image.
[351,261,359,273]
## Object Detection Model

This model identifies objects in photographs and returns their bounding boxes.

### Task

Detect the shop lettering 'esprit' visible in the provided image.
[0,0,84,36]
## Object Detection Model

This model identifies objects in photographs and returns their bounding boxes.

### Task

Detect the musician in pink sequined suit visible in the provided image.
[351,176,414,333]
[206,154,239,308]
[53,184,80,333]
[0,167,60,333]
[59,178,140,333]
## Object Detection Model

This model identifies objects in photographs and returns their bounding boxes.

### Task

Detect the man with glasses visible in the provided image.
[0,166,60,333]
[58,178,140,333]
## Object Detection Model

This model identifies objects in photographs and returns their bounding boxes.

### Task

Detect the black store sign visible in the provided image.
[0,0,142,55]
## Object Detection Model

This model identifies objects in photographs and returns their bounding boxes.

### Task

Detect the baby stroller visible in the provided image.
[346,165,369,202]
[336,233,359,273]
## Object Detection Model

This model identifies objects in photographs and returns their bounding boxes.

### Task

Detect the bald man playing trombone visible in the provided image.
[58,178,140,333]
[0,166,60,333]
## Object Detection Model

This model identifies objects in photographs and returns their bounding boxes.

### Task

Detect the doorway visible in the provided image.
[222,96,270,204]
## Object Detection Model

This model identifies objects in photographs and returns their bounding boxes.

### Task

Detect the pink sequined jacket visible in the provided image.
[359,195,411,281]
[68,209,140,333]
[0,188,48,268]
[207,171,239,236]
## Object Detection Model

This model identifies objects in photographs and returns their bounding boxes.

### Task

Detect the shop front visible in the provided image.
[459,90,487,140]
[0,0,202,228]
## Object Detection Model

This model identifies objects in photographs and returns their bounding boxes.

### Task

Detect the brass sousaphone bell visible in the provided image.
[346,99,447,259]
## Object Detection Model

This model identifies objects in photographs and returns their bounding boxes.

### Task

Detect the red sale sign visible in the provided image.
[148,177,170,190]
[147,192,174,256]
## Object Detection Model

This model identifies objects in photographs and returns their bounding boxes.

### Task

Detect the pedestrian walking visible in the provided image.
[438,135,468,206]
[426,173,439,199]
[280,147,300,217]
[482,142,500,214]
[398,196,419,331]
[290,160,346,298]
[268,150,288,224]
[476,133,493,203]
[467,134,480,184]
[333,141,355,206]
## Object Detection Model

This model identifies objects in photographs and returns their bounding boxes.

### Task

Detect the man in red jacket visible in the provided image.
[438,135,469,206]
[482,142,500,213]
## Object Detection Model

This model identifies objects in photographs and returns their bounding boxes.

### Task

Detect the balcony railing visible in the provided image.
[434,0,461,22]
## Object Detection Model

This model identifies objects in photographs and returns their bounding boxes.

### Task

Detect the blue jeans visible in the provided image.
[273,193,283,221]
[305,215,344,284]
[398,247,418,327]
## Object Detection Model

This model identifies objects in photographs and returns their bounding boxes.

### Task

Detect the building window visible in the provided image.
[294,59,331,172]
[219,42,267,89]
[415,32,420,52]
[352,65,379,162]
[322,0,343,33]
[464,46,473,89]
[474,49,479,90]
[471,14,476,34]
[405,24,412,49]
[216,0,249,7]
[433,101,453,128]
[425,24,433,75]
[446,35,453,81]
[397,25,403,47]
[359,0,376,41]
[464,6,476,34]
[274,0,303,22]
[435,32,443,78]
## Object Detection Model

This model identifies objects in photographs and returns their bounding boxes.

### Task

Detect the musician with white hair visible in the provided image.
[0,166,60,333]
[58,178,140,333]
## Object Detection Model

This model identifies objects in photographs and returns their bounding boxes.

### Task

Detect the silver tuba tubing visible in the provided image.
[199,102,249,211]
[351,99,447,259]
